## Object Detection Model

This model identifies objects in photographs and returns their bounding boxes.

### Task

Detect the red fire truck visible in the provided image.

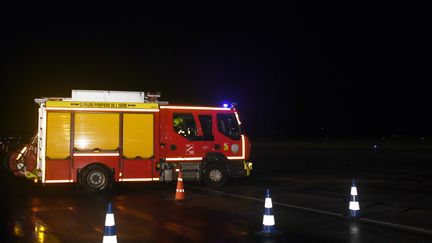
[5,90,252,192]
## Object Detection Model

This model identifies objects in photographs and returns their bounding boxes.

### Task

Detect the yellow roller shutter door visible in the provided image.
[74,113,119,151]
[123,113,154,159]
[47,112,71,159]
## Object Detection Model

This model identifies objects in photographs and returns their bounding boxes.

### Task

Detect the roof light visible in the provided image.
[223,103,229,108]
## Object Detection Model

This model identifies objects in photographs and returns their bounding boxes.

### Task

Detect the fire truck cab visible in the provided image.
[7,90,252,192]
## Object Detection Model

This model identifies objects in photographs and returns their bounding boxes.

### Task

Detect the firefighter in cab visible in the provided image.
[173,116,195,137]
[173,117,187,136]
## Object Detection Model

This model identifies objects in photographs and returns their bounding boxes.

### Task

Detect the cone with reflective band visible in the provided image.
[175,169,185,200]
[103,202,117,243]
[348,180,360,218]
[256,188,280,236]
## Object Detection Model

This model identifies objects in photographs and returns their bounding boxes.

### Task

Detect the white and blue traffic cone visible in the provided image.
[256,188,281,236]
[103,202,117,243]
[348,180,361,218]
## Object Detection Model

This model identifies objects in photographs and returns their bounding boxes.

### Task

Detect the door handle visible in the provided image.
[170,144,177,150]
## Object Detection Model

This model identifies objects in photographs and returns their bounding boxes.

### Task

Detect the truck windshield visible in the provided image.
[217,113,242,140]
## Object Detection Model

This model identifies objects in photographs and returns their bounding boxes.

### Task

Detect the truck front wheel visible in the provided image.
[202,163,228,187]
[81,164,112,193]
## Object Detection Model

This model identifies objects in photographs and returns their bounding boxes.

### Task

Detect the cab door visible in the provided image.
[213,112,244,159]
[165,111,214,161]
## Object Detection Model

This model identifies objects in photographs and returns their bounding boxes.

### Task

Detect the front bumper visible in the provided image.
[227,160,253,177]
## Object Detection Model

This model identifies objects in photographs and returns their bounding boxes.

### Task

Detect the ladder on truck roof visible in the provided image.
[35,90,166,104]
[71,90,146,102]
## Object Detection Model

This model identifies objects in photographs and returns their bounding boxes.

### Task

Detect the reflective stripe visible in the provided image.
[105,214,115,226]
[263,215,275,226]
[119,178,160,182]
[176,189,185,192]
[351,186,358,196]
[46,107,159,113]
[102,235,117,243]
[166,157,202,161]
[349,201,360,210]
[265,198,273,208]
[160,106,231,111]
[178,178,183,181]
[40,107,47,183]
[234,111,242,125]
[121,178,153,182]
[74,153,119,157]
[45,180,72,183]
[227,156,244,160]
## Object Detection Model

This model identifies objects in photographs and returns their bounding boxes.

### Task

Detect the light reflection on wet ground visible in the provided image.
[4,185,285,243]
[348,221,361,243]
[9,207,61,243]
[2,147,432,242]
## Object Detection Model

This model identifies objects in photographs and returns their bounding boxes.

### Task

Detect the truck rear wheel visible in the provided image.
[203,163,228,187]
[81,164,112,193]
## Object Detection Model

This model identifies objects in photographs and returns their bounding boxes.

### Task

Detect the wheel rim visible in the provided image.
[209,169,222,182]
[87,170,106,188]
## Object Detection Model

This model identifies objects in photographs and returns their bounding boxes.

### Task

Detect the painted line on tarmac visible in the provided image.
[190,186,342,217]
[358,218,432,236]
[190,186,432,236]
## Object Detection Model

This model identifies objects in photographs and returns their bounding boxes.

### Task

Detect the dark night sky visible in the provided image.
[0,3,430,139]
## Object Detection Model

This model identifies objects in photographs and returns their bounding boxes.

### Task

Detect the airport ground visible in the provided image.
[1,140,432,242]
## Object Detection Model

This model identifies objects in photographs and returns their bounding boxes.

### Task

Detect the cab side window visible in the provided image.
[173,113,199,140]
[198,115,214,141]
[217,113,241,140]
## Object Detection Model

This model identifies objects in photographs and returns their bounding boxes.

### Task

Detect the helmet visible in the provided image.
[173,117,184,127]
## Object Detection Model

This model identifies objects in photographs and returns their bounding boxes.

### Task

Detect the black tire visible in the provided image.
[80,164,112,193]
[202,163,228,187]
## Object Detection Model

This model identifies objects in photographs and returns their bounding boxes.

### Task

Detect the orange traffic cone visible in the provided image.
[175,169,185,200]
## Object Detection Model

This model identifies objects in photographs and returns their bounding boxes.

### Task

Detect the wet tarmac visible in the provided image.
[1,144,432,242]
